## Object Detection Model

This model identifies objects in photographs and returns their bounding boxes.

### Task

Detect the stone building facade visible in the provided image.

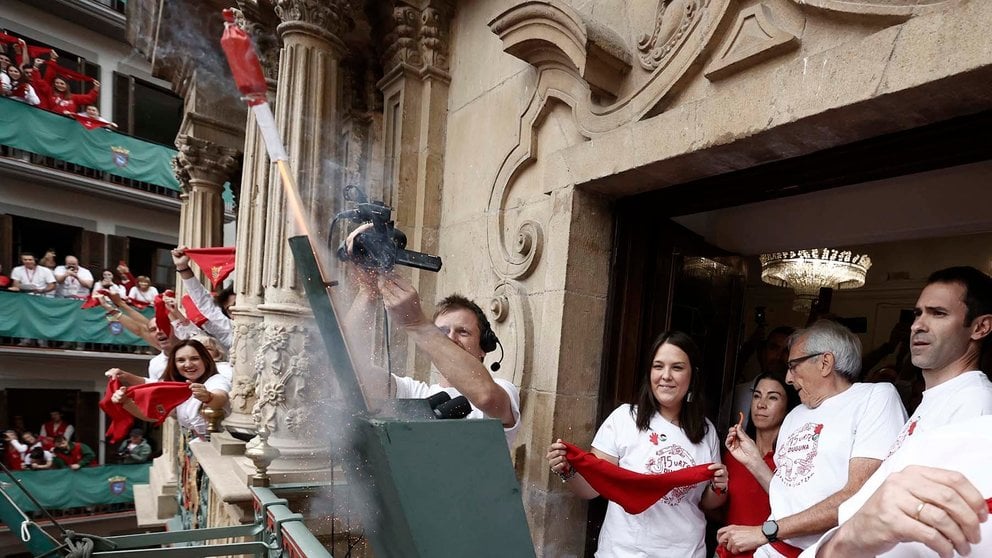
[137,0,992,555]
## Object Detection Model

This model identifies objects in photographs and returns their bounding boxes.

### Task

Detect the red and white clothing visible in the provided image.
[887,370,992,456]
[394,373,521,447]
[148,352,167,383]
[54,265,94,298]
[10,265,55,295]
[128,285,159,305]
[182,275,233,351]
[591,404,720,558]
[8,81,40,105]
[40,420,74,443]
[802,415,992,557]
[92,282,126,298]
[721,450,777,558]
[757,383,906,556]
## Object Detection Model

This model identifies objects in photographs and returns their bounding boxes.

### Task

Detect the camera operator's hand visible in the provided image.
[345,224,379,296]
[379,273,428,329]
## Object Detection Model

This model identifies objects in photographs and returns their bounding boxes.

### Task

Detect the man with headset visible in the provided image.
[345,267,521,447]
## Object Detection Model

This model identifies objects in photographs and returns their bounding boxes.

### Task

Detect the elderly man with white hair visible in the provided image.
[718,319,907,557]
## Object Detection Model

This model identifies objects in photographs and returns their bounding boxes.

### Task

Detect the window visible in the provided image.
[113,72,182,146]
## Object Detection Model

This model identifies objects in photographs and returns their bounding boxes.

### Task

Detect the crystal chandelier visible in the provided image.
[759,249,872,312]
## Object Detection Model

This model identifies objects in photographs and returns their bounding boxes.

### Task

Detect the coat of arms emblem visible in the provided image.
[111,146,130,168]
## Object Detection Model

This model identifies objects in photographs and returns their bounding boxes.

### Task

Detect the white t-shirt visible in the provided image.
[147,352,167,382]
[591,404,720,558]
[175,373,232,437]
[758,382,906,555]
[53,265,94,298]
[801,415,992,557]
[92,282,126,298]
[393,374,522,447]
[216,361,233,381]
[887,371,992,456]
[128,285,159,304]
[11,265,56,295]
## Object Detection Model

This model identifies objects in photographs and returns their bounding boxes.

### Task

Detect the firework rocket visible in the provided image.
[219,9,310,238]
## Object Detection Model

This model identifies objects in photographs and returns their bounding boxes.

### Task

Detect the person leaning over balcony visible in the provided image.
[51,435,96,470]
[117,429,152,464]
[78,105,117,129]
[171,247,234,352]
[92,268,126,298]
[54,255,94,299]
[9,252,55,295]
[5,66,40,105]
[111,339,231,440]
[127,275,159,305]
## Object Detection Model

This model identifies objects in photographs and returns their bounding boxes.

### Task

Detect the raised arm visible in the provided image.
[379,273,515,427]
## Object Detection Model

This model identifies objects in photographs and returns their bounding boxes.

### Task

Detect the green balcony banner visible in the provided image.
[0,97,180,190]
[2,464,150,511]
[0,291,152,345]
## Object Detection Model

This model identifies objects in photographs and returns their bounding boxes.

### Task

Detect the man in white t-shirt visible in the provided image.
[802,415,992,557]
[719,320,907,556]
[9,252,56,296]
[887,266,992,455]
[346,268,521,447]
[53,255,94,299]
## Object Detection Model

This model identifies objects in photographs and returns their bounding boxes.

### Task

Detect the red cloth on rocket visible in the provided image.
[220,10,267,105]
[562,441,713,515]
[100,378,192,443]
[184,247,236,289]
[154,292,172,338]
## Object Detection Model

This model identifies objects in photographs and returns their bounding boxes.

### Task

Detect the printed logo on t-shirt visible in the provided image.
[887,417,919,457]
[645,444,696,505]
[648,432,667,445]
[775,422,823,487]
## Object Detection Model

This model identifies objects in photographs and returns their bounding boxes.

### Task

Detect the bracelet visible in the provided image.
[553,466,576,483]
[175,266,191,273]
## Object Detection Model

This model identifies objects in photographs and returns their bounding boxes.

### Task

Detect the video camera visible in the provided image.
[334,185,442,273]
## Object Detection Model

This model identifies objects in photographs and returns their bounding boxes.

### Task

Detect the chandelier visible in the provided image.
[759,249,872,312]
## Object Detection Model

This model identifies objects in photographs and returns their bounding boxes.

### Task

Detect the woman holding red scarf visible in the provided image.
[5,65,40,105]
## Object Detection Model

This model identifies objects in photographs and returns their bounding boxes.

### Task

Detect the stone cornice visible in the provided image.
[274,0,354,47]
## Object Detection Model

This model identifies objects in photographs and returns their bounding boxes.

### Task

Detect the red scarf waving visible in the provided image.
[183,247,236,290]
[562,441,713,514]
[100,378,192,443]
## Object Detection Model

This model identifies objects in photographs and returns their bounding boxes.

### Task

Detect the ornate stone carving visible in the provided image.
[789,0,950,17]
[250,323,322,435]
[636,0,707,72]
[704,2,799,81]
[490,281,531,387]
[380,0,453,79]
[171,156,192,195]
[174,135,241,185]
[274,0,354,43]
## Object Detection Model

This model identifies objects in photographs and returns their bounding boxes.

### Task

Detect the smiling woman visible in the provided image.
[546,330,727,558]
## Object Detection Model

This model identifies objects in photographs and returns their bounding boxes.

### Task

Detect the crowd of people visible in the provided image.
[1,410,150,471]
[1,31,116,128]
[547,265,992,557]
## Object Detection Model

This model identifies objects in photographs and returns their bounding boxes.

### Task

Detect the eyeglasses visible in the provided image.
[787,352,824,372]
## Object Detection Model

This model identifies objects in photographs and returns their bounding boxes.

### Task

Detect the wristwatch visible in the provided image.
[761,519,779,543]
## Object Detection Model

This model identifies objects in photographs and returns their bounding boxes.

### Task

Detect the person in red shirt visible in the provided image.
[718,372,799,558]
[51,435,96,469]
[49,75,100,115]
[39,410,74,444]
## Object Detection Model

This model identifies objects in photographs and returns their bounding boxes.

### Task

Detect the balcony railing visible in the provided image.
[0,291,152,352]
[0,97,180,197]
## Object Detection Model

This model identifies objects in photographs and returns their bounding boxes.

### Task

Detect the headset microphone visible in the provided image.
[490,339,504,372]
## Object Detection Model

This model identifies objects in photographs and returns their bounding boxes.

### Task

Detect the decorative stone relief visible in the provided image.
[636,0,708,72]
[171,156,192,195]
[175,135,241,186]
[789,0,951,17]
[250,323,323,435]
[489,281,531,387]
[704,2,799,81]
[380,0,453,79]
[229,321,261,414]
[274,0,354,40]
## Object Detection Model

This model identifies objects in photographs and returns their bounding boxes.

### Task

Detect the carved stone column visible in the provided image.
[376,0,452,377]
[227,2,282,437]
[246,0,354,478]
